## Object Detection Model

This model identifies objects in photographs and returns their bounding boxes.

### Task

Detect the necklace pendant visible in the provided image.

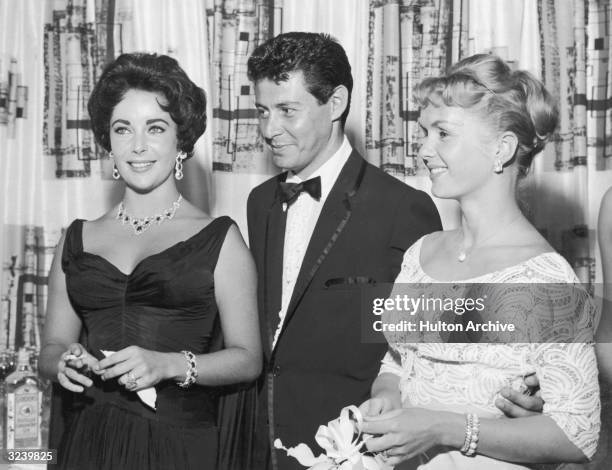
[116,194,183,235]
[457,251,467,262]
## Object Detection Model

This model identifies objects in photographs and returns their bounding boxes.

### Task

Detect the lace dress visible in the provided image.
[380,236,601,469]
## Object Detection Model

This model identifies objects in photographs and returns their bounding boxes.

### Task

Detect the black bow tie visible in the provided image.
[278,176,322,207]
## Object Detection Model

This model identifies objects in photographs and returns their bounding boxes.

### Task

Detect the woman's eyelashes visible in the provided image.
[438,128,449,139]
[112,125,129,135]
[148,125,166,134]
[417,124,451,140]
[112,124,167,135]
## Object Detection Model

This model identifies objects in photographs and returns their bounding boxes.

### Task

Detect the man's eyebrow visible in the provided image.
[254,101,301,109]
[418,119,464,127]
[274,101,301,107]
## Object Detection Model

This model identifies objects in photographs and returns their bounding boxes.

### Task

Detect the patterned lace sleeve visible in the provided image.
[394,236,426,283]
[534,342,600,459]
[379,346,406,377]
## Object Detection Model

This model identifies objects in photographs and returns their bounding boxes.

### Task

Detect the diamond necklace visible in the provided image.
[457,213,522,262]
[116,194,183,235]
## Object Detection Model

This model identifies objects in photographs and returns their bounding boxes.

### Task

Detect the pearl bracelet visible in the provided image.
[176,350,197,388]
[460,413,473,454]
[460,413,480,456]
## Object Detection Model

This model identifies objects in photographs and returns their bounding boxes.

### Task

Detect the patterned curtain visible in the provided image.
[208,0,279,231]
[365,0,452,179]
[209,0,273,175]
[1,0,51,357]
[0,226,57,355]
[43,0,107,179]
[537,0,611,289]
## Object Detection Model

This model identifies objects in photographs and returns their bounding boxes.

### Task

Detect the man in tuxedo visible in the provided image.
[246,32,442,470]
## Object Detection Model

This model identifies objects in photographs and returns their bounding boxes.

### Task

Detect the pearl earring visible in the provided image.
[493,158,503,174]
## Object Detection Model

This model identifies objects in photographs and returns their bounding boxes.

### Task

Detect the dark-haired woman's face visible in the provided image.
[110,89,179,193]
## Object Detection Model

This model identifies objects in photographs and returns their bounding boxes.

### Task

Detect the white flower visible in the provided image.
[274,406,392,470]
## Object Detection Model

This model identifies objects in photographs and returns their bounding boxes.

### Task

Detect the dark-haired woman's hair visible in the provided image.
[88,53,207,157]
[416,54,558,177]
[247,32,353,127]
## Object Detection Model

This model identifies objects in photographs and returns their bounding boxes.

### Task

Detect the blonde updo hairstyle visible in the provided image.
[416,54,558,178]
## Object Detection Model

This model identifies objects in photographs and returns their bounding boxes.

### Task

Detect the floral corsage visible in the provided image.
[274,405,392,470]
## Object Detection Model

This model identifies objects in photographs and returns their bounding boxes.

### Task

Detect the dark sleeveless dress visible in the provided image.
[57,216,235,470]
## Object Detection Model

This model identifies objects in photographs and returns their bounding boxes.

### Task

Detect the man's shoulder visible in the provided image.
[248,173,284,205]
[359,159,429,202]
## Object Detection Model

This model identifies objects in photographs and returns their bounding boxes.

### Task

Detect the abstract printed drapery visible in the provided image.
[366,0,453,178]
[534,0,611,287]
[209,0,274,175]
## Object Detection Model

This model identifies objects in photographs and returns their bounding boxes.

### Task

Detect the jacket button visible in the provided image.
[273,365,281,376]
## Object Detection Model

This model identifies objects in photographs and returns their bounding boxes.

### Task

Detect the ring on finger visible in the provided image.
[125,372,137,388]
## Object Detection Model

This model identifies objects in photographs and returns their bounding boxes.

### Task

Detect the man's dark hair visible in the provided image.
[88,53,207,158]
[247,32,353,126]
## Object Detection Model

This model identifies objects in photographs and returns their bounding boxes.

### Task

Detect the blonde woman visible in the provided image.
[360,54,600,469]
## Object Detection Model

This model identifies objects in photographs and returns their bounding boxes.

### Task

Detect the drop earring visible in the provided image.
[175,151,186,180]
[493,158,503,174]
[109,152,121,180]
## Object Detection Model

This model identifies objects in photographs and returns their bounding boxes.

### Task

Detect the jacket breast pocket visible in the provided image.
[323,276,377,290]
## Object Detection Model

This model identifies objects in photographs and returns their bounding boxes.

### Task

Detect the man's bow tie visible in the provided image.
[278,176,322,207]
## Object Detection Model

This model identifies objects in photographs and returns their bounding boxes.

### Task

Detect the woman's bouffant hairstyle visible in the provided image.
[416,53,558,178]
[88,53,207,158]
[247,32,353,127]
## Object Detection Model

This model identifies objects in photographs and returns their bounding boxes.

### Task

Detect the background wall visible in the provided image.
[0,0,610,460]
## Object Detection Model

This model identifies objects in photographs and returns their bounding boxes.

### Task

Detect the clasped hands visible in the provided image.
[58,343,171,393]
[358,375,544,466]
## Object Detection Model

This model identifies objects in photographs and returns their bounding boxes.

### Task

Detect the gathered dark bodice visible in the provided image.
[61,216,234,425]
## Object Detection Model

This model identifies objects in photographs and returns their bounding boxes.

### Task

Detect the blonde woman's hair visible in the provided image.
[416,54,558,177]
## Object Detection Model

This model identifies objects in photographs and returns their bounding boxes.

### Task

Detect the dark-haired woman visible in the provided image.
[39,53,261,470]
[359,54,600,469]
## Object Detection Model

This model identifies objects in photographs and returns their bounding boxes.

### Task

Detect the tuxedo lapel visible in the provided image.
[263,175,288,355]
[272,152,367,352]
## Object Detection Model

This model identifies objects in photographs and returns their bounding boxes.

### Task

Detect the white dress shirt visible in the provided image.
[272,135,353,348]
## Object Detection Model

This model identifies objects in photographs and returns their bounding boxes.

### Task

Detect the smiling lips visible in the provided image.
[427,165,448,177]
[128,160,156,172]
[269,142,292,151]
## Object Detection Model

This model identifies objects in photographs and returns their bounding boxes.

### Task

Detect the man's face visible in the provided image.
[254,71,337,178]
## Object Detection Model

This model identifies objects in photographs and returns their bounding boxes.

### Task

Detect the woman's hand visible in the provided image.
[57,343,98,393]
[361,407,452,467]
[95,346,176,391]
[359,393,400,418]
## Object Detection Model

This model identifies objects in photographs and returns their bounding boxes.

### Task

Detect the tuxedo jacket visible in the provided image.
[246,150,442,470]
